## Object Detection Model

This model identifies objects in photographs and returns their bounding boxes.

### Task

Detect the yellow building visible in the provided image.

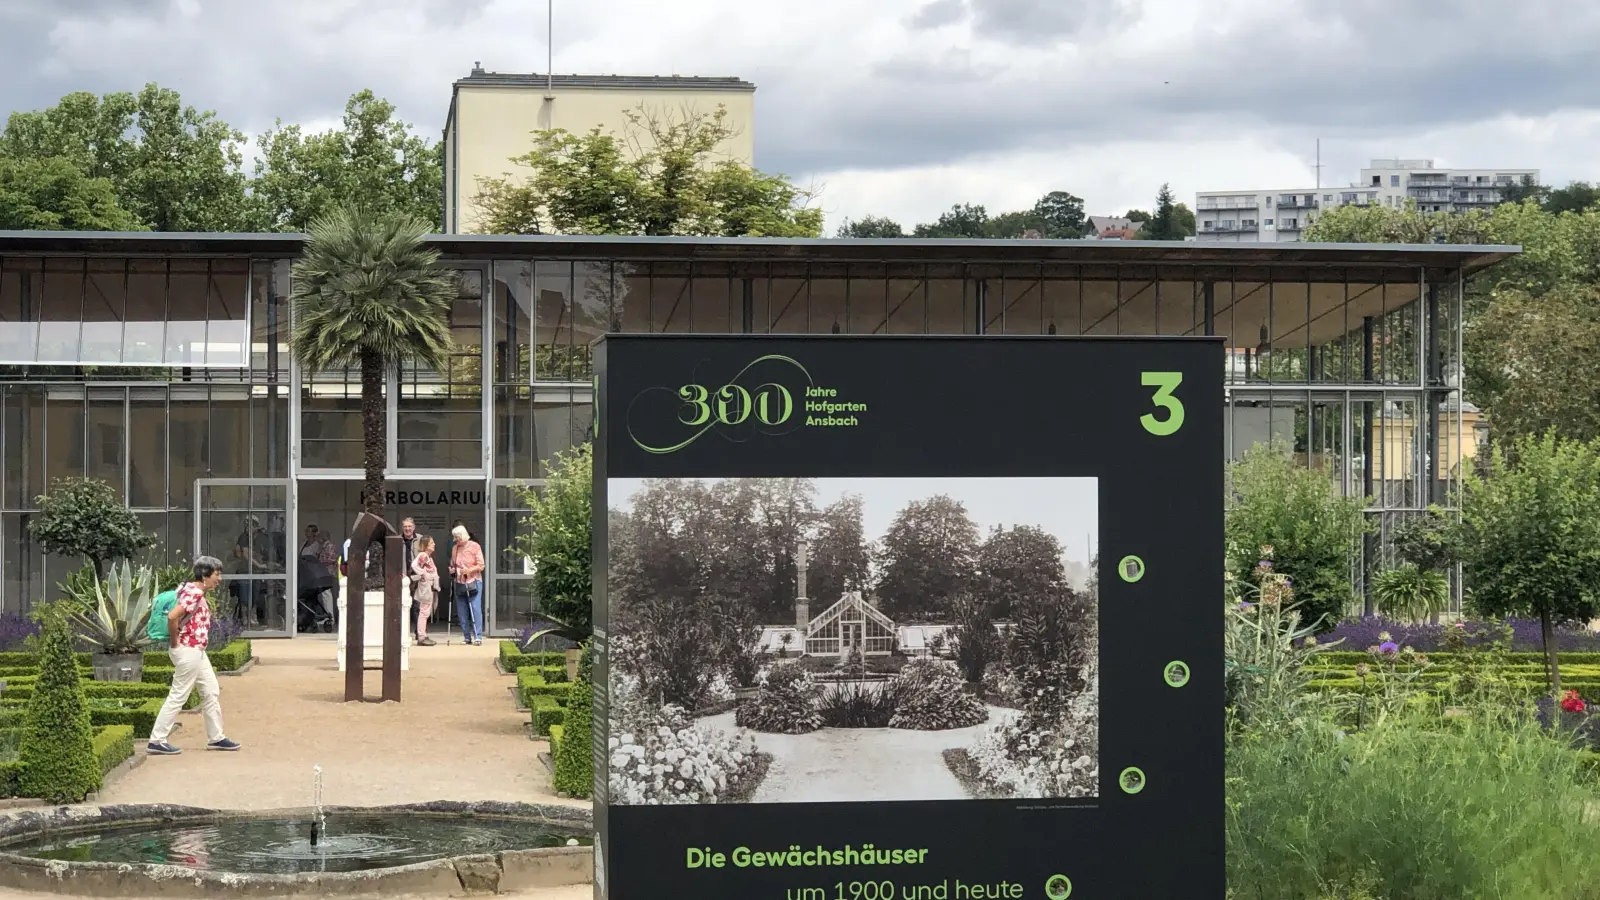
[442,65,757,234]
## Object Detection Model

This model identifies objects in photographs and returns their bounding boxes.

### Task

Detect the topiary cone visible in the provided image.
[19,609,101,802]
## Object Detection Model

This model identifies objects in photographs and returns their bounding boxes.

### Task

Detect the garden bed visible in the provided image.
[0,725,136,800]
[497,642,568,675]
[941,748,1013,799]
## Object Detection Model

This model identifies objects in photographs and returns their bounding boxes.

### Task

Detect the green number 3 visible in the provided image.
[1140,372,1185,436]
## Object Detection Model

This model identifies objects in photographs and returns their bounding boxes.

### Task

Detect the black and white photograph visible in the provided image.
[604,476,1100,805]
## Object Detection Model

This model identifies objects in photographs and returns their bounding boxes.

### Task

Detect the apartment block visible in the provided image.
[1195,159,1539,243]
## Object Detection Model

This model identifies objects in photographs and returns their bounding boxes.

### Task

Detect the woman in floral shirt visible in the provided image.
[148,556,240,755]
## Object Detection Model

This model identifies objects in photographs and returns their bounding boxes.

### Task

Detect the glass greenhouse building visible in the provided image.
[0,231,1515,636]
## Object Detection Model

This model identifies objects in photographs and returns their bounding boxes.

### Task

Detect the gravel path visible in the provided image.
[89,637,585,811]
[703,706,1018,803]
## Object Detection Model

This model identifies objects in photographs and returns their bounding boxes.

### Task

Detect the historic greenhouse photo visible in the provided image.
[603,476,1100,805]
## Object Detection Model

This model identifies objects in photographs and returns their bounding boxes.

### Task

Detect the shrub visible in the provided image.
[1225,445,1369,632]
[92,724,135,775]
[1227,696,1600,899]
[18,610,100,803]
[606,671,760,805]
[207,639,253,673]
[818,682,895,728]
[1319,617,1600,654]
[950,595,998,684]
[28,476,156,575]
[1225,548,1335,729]
[530,696,566,735]
[888,659,987,730]
[735,663,821,734]
[517,668,570,708]
[512,444,592,641]
[553,668,593,798]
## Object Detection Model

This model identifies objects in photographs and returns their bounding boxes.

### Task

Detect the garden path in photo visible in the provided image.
[90,639,586,811]
[704,707,1018,803]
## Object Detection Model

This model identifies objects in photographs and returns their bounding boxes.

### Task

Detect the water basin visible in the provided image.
[0,810,591,876]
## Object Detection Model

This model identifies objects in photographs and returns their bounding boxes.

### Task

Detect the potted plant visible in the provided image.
[69,560,155,682]
[778,631,795,659]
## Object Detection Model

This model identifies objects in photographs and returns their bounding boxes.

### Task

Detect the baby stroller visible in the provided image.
[296,555,336,634]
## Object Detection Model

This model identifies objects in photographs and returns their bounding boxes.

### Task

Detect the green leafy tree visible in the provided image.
[29,477,155,576]
[1390,506,1456,572]
[913,203,990,238]
[251,90,443,232]
[0,84,253,231]
[1031,190,1088,238]
[289,205,456,522]
[514,443,593,643]
[1123,209,1151,223]
[1139,184,1192,240]
[0,156,145,231]
[875,494,979,621]
[1455,432,1600,694]
[1225,445,1370,631]
[836,214,905,238]
[976,524,1067,619]
[1499,174,1545,207]
[1544,181,1600,215]
[18,607,100,802]
[473,104,820,237]
[1467,284,1600,442]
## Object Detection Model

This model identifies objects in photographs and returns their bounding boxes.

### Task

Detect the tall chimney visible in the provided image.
[795,538,810,632]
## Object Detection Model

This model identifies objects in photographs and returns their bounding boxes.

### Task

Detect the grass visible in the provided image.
[1227,694,1600,900]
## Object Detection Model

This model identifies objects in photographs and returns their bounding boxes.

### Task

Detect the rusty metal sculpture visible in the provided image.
[342,511,404,703]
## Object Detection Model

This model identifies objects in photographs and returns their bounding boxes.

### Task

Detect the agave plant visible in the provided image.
[69,560,156,656]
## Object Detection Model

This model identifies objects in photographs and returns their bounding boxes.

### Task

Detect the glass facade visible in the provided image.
[0,239,1490,630]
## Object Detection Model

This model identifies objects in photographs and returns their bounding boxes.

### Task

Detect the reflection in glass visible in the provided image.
[492,260,532,383]
[87,388,125,502]
[166,259,208,366]
[125,259,166,365]
[37,258,83,364]
[81,259,126,364]
[206,259,249,368]
[3,385,44,510]
[129,388,167,508]
[0,258,42,364]
[44,387,85,482]
[168,389,208,508]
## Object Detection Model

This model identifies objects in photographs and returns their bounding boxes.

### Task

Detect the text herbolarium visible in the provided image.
[686,844,930,869]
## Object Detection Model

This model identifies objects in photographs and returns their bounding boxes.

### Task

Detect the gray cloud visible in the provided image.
[0,0,1596,191]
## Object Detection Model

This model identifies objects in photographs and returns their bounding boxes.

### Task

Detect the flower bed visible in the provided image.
[1317,617,1600,653]
[737,659,987,734]
[606,672,762,805]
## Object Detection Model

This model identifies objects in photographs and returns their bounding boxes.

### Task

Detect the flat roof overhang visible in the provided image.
[0,231,1519,279]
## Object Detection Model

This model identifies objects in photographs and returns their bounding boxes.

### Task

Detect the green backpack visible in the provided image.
[147,589,180,643]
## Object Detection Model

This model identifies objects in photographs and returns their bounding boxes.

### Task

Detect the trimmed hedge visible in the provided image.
[498,641,567,674]
[19,614,100,803]
[0,640,252,683]
[93,724,135,775]
[547,723,565,751]
[553,677,592,798]
[530,695,566,736]
[1313,651,1600,666]
[0,698,167,738]
[517,668,571,708]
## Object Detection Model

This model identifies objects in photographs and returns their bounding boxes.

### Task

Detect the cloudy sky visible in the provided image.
[4,0,1599,231]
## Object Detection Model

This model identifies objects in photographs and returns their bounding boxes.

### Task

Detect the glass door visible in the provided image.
[488,478,542,638]
[195,478,293,636]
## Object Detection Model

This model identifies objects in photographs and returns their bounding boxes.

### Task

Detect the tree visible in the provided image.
[472,104,821,237]
[1225,445,1370,631]
[1031,190,1088,238]
[949,593,998,683]
[514,443,593,643]
[0,156,145,231]
[913,203,991,238]
[976,525,1068,619]
[1455,432,1600,695]
[807,494,872,608]
[1139,184,1191,241]
[0,84,254,231]
[1544,181,1600,215]
[1123,209,1151,223]
[875,495,979,621]
[18,606,100,803]
[836,214,905,238]
[29,477,155,576]
[251,90,443,232]
[1467,284,1600,442]
[289,205,456,527]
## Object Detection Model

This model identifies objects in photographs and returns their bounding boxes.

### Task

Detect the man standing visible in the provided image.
[399,517,421,640]
[147,556,241,755]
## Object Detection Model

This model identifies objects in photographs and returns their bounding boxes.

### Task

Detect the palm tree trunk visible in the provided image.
[360,349,386,579]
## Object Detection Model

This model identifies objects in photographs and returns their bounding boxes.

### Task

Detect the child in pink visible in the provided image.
[411,535,440,646]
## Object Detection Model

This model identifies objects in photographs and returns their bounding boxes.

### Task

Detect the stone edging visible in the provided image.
[217,656,260,677]
[0,801,594,897]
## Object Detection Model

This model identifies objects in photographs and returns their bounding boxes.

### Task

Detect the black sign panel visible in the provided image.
[592,334,1223,900]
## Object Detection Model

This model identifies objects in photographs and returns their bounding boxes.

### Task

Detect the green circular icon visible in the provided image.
[1044,874,1073,899]
[1164,660,1190,688]
[1117,555,1145,583]
[1119,766,1146,795]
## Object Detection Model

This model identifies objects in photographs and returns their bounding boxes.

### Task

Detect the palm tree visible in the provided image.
[289,204,455,540]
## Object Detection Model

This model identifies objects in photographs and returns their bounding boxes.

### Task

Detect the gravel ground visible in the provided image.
[702,706,1019,803]
[90,636,586,811]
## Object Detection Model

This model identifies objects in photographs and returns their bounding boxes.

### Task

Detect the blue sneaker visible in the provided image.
[147,742,181,755]
[207,738,241,751]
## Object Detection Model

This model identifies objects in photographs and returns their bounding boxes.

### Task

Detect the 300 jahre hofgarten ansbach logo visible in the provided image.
[626,354,868,454]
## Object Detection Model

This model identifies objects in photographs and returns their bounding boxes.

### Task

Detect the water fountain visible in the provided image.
[0,801,594,897]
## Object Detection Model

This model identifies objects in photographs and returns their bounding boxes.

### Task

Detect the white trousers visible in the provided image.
[149,646,225,745]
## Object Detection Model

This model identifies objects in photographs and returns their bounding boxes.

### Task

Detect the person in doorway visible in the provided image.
[147,556,241,755]
[399,518,421,639]
[297,525,335,633]
[449,525,486,645]
[411,535,440,646]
